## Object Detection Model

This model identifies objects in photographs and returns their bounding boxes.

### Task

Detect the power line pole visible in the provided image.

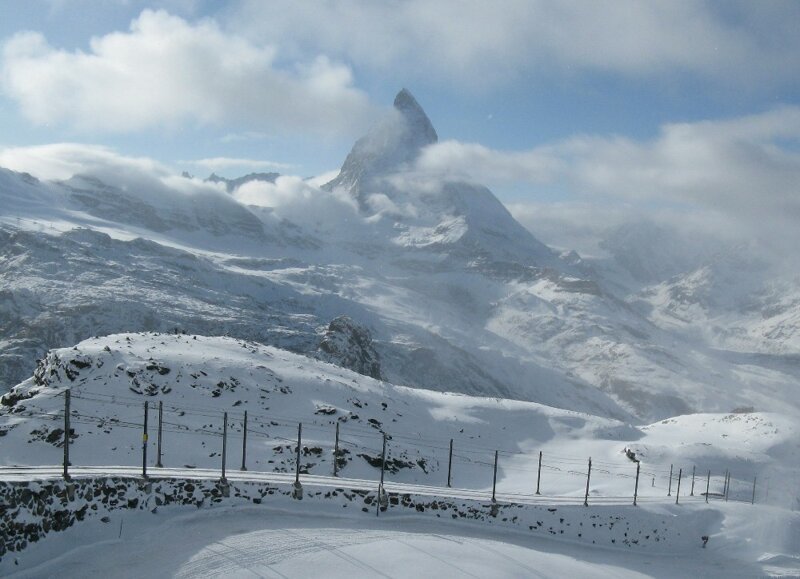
[536,450,542,495]
[292,423,303,499]
[491,450,499,503]
[333,422,340,477]
[377,432,387,517]
[668,464,673,496]
[63,390,71,481]
[584,457,592,507]
[142,401,149,479]
[221,411,228,482]
[240,410,248,471]
[447,438,453,488]
[156,400,163,468]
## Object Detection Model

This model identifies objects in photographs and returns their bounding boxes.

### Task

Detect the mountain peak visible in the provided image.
[323,89,437,201]
[393,88,438,144]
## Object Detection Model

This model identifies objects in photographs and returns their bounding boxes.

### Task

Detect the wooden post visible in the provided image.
[295,422,302,485]
[690,465,695,496]
[221,412,228,482]
[491,450,499,502]
[584,457,592,507]
[723,469,729,496]
[142,401,149,479]
[292,422,303,500]
[633,462,640,506]
[751,476,757,505]
[725,471,730,502]
[63,390,71,481]
[240,410,248,471]
[156,400,163,468]
[333,422,340,477]
[705,470,711,504]
[536,450,542,495]
[668,464,673,496]
[675,468,682,505]
[377,433,387,517]
[447,438,453,488]
[380,433,387,488]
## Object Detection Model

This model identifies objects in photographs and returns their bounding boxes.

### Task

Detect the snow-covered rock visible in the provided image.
[317,316,383,380]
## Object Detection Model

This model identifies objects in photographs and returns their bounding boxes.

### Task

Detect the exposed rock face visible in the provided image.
[323,88,438,210]
[318,316,383,380]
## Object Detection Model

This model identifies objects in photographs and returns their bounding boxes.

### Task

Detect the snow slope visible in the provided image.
[2,89,800,424]
[1,332,799,576]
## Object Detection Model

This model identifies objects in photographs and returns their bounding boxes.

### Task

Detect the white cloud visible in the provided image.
[416,140,562,184]
[412,106,800,257]
[232,175,359,231]
[0,142,165,181]
[1,9,376,134]
[230,0,800,88]
[185,157,294,173]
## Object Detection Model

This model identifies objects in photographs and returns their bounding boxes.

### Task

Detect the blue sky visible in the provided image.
[2,0,800,254]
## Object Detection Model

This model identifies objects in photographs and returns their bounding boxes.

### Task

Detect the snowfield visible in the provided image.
[1,332,799,576]
[7,506,790,579]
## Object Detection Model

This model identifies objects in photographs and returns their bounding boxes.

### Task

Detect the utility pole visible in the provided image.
[536,450,542,495]
[240,410,248,471]
[668,464,673,496]
[292,423,303,499]
[63,390,71,481]
[221,412,228,482]
[156,400,163,468]
[491,450,499,503]
[142,401,149,479]
[377,433,387,517]
[447,439,453,488]
[333,422,340,477]
[584,457,592,507]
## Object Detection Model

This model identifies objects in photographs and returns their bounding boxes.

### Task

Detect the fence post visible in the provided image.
[221,412,228,482]
[292,422,303,499]
[333,422,340,477]
[377,433,387,517]
[489,450,498,503]
[752,476,757,505]
[723,469,729,496]
[142,401,149,479]
[725,471,730,502]
[675,468,682,505]
[705,470,710,503]
[633,462,640,506]
[447,438,453,488]
[668,464,673,496]
[156,400,163,468]
[584,457,592,507]
[240,410,248,471]
[536,450,542,495]
[690,465,695,496]
[63,390,71,481]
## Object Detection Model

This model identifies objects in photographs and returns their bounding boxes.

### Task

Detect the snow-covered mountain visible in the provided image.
[1,90,799,422]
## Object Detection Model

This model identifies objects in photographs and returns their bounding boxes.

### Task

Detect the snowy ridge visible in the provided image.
[2,90,800,425]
